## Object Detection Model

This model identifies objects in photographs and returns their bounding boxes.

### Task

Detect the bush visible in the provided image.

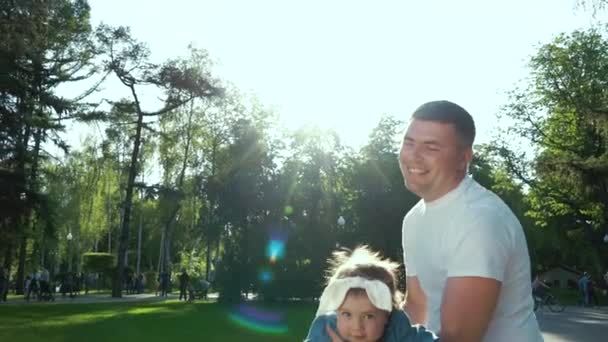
[144,271,158,291]
[82,253,115,290]
[82,253,115,275]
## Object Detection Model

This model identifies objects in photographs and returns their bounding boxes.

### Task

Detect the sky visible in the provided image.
[64,0,606,150]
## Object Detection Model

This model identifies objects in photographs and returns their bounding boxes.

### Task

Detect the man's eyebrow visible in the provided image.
[405,136,441,146]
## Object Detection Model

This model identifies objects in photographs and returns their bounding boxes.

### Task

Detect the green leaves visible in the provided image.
[498,27,608,272]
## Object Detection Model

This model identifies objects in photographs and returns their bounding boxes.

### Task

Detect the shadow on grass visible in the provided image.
[0,300,317,342]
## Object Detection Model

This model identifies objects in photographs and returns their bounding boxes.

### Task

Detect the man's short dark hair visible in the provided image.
[411,100,476,147]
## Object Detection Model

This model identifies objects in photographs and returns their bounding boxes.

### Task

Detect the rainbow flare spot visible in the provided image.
[266,239,285,261]
[259,269,273,283]
[229,304,288,334]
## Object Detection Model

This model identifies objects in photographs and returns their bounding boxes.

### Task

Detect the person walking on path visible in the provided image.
[0,267,7,302]
[578,272,590,306]
[178,270,189,301]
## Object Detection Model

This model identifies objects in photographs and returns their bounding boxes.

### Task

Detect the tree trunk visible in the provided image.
[107,179,112,253]
[136,173,144,275]
[112,89,144,298]
[16,234,26,294]
[136,204,143,275]
[16,127,43,295]
[4,242,13,275]
[163,224,172,276]
[205,232,212,281]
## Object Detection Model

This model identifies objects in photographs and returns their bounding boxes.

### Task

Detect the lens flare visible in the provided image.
[266,239,285,262]
[229,304,288,334]
[283,205,293,216]
[259,269,273,283]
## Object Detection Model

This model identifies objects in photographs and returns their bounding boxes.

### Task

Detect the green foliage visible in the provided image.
[497,27,608,271]
[82,252,115,275]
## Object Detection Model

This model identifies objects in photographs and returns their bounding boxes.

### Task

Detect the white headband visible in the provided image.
[315,276,393,317]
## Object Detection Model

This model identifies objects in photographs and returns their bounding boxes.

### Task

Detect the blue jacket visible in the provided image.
[304,310,438,341]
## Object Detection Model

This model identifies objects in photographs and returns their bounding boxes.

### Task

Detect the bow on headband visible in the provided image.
[315,276,393,317]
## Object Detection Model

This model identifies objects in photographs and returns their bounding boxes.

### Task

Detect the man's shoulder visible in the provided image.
[404,200,424,219]
[402,200,425,234]
[463,179,519,223]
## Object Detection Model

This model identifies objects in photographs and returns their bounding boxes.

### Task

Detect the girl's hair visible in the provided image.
[325,245,403,310]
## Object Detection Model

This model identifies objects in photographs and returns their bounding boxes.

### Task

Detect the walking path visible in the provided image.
[1,292,217,305]
[537,306,608,341]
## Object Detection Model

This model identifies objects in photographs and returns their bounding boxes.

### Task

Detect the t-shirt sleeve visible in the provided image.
[402,215,417,277]
[446,213,512,281]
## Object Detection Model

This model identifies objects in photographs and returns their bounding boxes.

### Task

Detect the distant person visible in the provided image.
[178,270,190,301]
[159,272,170,297]
[201,278,210,300]
[26,271,39,301]
[588,278,599,306]
[141,273,147,293]
[135,273,144,294]
[24,275,32,299]
[38,268,53,301]
[0,267,6,302]
[532,275,551,299]
[578,272,590,306]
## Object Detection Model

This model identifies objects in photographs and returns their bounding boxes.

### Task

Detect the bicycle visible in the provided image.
[533,291,565,313]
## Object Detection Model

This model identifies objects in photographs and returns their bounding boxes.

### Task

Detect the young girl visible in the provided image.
[305,246,437,342]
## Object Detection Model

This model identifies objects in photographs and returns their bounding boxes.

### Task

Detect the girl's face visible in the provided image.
[336,290,389,342]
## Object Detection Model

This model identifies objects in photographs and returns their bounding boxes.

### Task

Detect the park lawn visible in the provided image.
[0,299,317,342]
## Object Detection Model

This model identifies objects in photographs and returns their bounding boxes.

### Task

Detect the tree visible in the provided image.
[348,115,418,262]
[95,25,222,297]
[0,0,98,293]
[497,28,608,272]
[576,0,608,15]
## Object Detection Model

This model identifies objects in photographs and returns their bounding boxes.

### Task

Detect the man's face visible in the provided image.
[336,291,389,342]
[399,119,472,202]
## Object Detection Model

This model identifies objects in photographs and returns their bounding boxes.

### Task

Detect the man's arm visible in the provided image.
[439,276,501,342]
[403,276,428,325]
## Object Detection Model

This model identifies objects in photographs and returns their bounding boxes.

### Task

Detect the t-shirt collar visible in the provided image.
[423,175,472,210]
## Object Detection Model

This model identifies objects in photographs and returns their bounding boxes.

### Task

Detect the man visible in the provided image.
[39,268,53,301]
[578,272,589,306]
[0,267,6,302]
[178,270,189,301]
[399,101,542,341]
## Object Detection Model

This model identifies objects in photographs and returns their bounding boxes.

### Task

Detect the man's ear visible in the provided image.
[466,146,474,161]
[460,147,474,172]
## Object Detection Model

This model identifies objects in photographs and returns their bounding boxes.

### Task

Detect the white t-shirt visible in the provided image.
[402,176,543,342]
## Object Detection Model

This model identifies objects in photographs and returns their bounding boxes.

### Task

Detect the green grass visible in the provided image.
[0,300,317,342]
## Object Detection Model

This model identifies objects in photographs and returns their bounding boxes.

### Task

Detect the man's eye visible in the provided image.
[426,145,439,151]
[364,314,375,320]
[340,311,351,317]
